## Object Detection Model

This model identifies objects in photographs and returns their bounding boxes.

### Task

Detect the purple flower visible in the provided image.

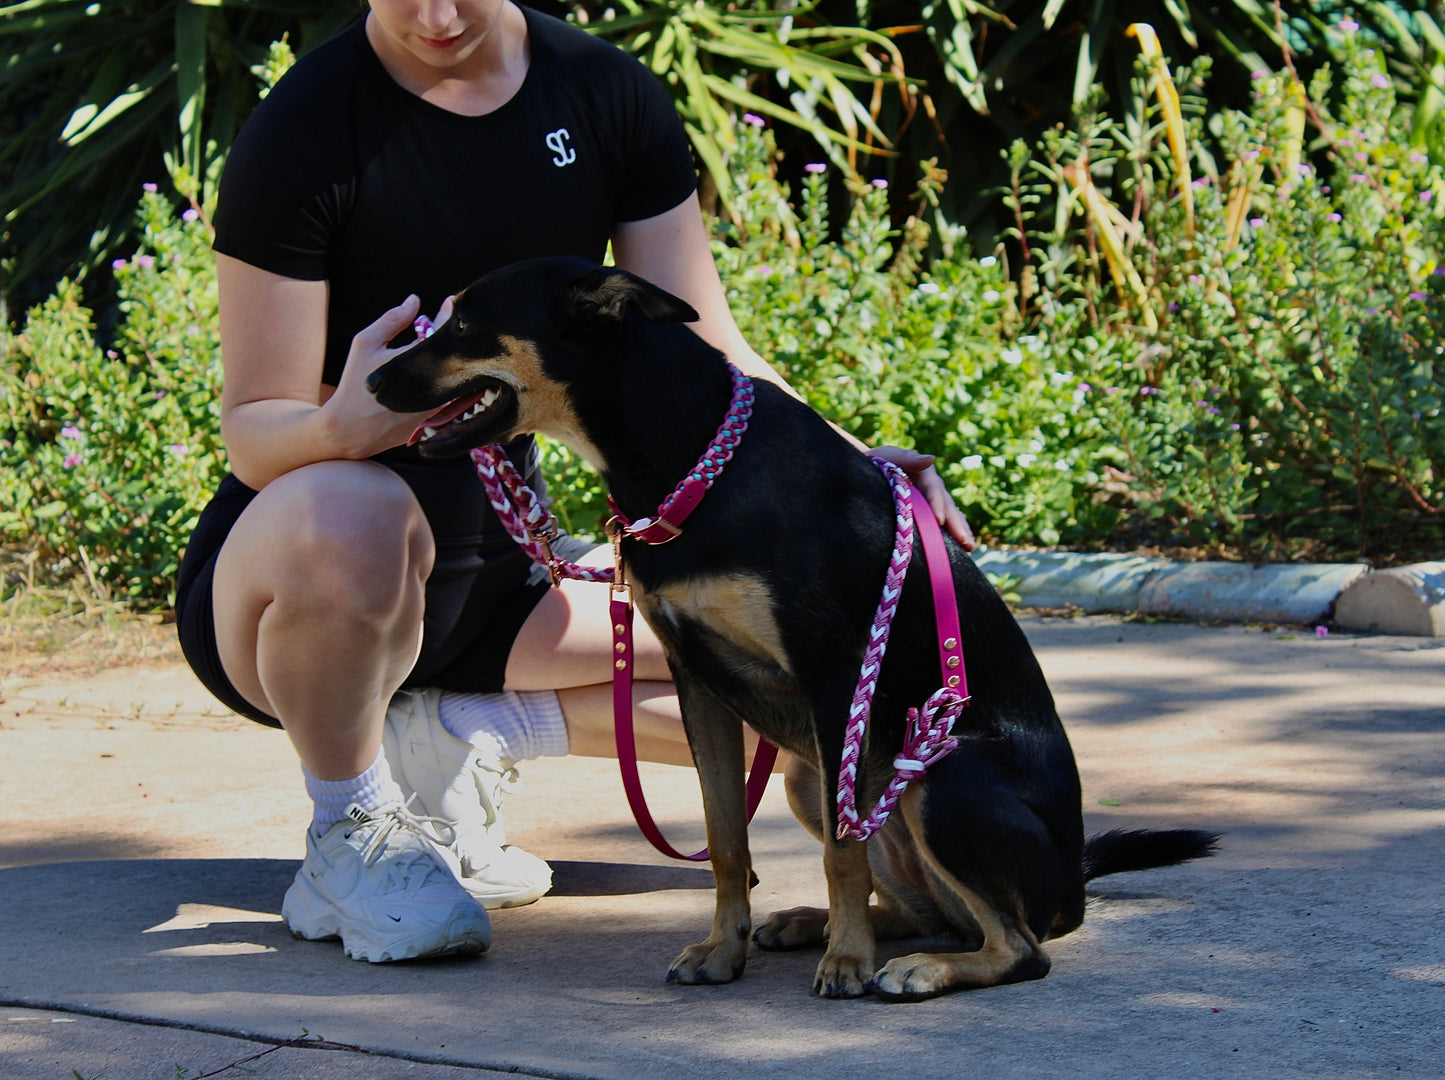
[166,443,189,457]
[1422,191,1434,203]
[1339,17,1359,33]
[60,425,82,440]
[62,453,83,469]
[804,163,826,174]
[1411,153,1429,164]
[1351,174,1368,183]
[1249,217,1265,228]
[143,182,157,193]
[1409,291,1428,301]
[1079,382,1092,392]
[1371,74,1391,90]
[1315,625,1329,638]
[1242,149,1261,160]
[872,178,888,189]
[136,255,155,269]
[182,208,199,222]
[111,258,126,270]
[1140,386,1160,396]
[1327,213,1343,223]
[743,113,765,128]
[1207,407,1222,415]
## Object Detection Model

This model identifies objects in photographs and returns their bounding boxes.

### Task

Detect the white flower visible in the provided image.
[1017,453,1037,467]
[983,289,1002,303]
[961,454,984,470]
[1002,348,1024,365]
[979,256,998,267]
[917,281,942,295]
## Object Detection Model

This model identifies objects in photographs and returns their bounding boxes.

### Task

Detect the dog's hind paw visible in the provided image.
[813,953,872,998]
[753,906,829,950]
[666,938,748,985]
[866,955,956,1001]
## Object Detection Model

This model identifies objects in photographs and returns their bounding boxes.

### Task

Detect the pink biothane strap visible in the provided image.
[907,485,968,699]
[610,594,779,861]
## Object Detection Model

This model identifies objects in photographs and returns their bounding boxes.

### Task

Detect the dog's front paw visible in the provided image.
[866,955,955,1001]
[666,938,748,985]
[753,906,829,950]
[813,951,872,998]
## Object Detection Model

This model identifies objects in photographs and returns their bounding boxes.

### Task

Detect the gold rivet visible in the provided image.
[944,637,958,650]
[615,641,628,654]
[947,674,960,688]
[946,656,960,669]
[615,659,628,671]
[614,624,627,635]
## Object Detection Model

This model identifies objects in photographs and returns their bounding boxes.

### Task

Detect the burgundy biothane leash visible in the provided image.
[466,360,968,857]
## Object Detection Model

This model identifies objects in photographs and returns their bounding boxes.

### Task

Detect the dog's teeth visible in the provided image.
[422,426,438,440]
[481,388,500,407]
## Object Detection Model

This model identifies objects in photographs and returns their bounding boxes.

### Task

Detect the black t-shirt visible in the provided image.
[213,4,697,389]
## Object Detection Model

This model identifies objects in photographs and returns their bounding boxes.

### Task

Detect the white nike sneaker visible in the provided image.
[282,802,492,962]
[383,688,553,909]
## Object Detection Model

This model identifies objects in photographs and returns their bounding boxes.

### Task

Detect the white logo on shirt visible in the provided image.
[545,128,576,167]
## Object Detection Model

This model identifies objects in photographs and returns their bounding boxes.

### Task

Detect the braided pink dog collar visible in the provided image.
[606,364,755,544]
[835,458,970,841]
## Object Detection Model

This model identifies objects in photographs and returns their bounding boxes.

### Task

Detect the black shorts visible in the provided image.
[174,453,595,728]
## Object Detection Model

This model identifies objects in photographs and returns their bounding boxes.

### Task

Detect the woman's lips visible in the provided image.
[419,33,463,48]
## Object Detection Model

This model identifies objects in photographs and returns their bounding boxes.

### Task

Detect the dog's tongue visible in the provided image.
[406,397,467,446]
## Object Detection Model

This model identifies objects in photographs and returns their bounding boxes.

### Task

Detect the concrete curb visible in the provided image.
[970,549,1444,636]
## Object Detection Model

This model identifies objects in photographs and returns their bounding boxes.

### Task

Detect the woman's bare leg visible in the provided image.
[210,460,433,778]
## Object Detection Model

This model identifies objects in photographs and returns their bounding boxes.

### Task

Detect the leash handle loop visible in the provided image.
[610,588,779,862]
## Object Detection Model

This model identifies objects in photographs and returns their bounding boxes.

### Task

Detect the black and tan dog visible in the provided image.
[368,256,1217,1000]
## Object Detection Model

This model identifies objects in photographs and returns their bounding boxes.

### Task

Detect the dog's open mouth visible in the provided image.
[407,378,515,453]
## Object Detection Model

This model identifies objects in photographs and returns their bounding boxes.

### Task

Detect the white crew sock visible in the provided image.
[435,689,569,765]
[302,746,406,838]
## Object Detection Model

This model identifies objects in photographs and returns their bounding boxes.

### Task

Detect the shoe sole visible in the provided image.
[460,877,551,910]
[282,877,491,963]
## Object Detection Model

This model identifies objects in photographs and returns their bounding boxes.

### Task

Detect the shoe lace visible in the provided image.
[347,801,457,868]
[468,757,521,826]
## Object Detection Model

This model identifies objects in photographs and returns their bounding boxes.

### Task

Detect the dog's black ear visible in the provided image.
[563,267,699,328]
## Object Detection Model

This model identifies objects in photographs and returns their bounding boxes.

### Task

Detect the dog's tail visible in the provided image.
[1082,828,1220,883]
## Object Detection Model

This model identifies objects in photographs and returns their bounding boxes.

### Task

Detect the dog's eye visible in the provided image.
[453,316,468,334]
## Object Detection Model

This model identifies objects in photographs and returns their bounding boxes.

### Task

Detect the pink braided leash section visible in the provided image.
[835,458,967,842]
[470,444,615,584]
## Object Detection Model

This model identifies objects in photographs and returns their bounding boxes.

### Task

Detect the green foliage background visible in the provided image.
[2,7,1443,610]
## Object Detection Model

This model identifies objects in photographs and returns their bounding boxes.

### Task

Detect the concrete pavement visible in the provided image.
[2,612,1441,1079]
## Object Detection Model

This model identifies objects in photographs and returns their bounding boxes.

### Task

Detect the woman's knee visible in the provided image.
[223,461,434,616]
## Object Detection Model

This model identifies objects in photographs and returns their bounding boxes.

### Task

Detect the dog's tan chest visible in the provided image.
[641,572,792,675]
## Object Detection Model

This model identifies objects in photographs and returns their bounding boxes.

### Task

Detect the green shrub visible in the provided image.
[1004,23,1445,559]
[6,22,1445,610]
[0,190,226,606]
